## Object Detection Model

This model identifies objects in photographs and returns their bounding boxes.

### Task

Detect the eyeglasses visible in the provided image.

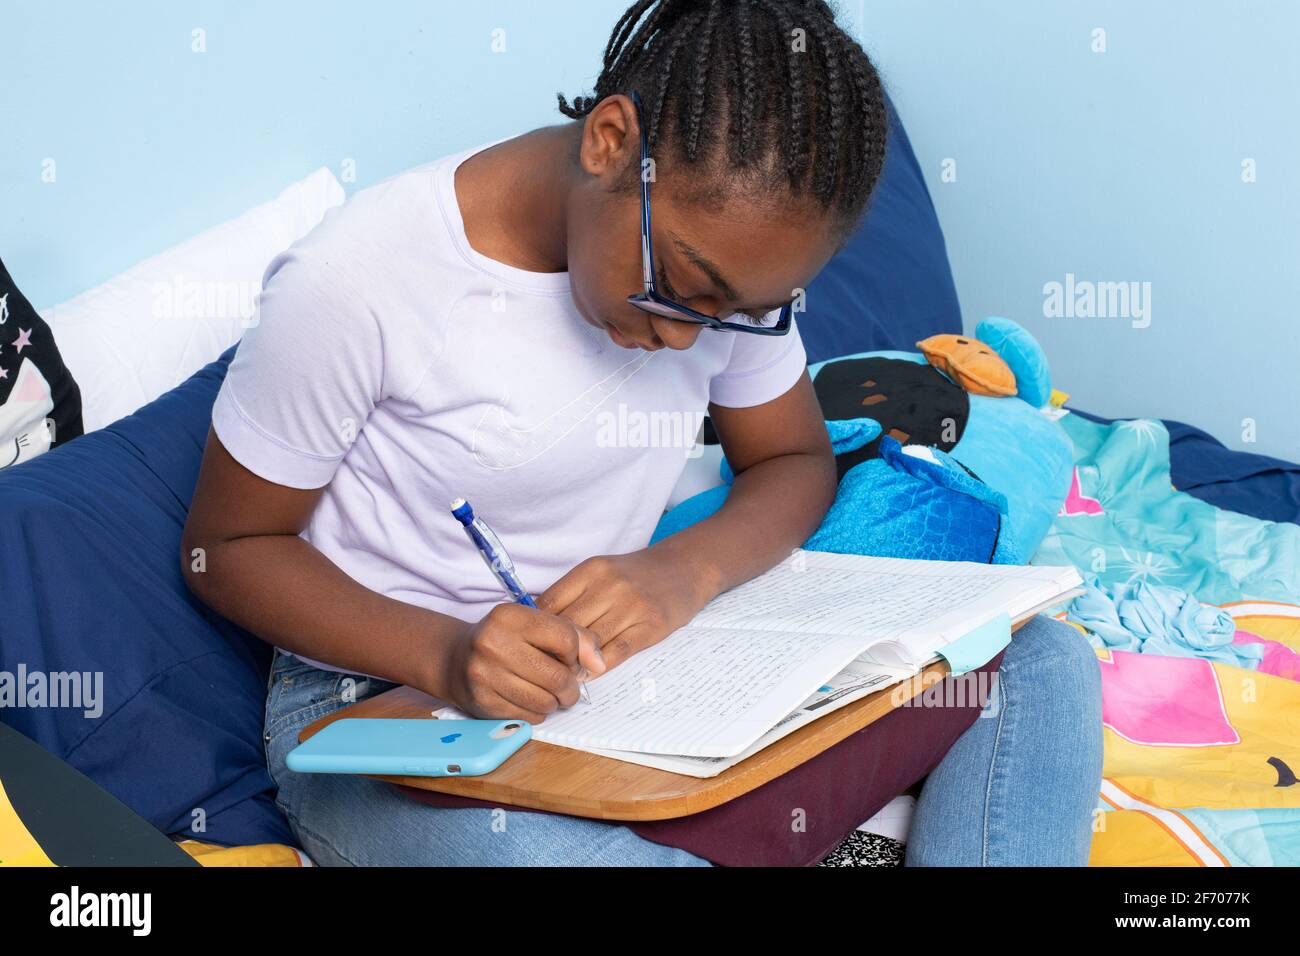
[624,90,793,336]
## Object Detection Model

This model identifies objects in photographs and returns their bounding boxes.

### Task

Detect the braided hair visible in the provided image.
[558,0,888,234]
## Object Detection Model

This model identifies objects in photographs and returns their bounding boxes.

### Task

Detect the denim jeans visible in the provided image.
[904,613,1104,866]
[263,614,1102,866]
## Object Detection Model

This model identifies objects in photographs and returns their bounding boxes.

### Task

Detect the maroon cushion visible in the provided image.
[400,650,1004,866]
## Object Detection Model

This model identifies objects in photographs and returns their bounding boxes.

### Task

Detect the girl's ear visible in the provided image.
[577,94,640,181]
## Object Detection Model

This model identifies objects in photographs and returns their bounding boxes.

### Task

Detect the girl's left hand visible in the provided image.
[536,549,713,670]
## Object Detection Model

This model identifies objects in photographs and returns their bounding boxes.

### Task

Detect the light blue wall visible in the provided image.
[856,0,1299,460]
[3,1,1295,458]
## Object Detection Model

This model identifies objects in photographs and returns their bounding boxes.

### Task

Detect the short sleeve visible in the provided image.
[211,250,383,489]
[707,314,808,408]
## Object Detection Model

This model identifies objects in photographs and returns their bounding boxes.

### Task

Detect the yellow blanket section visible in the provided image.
[1088,617,1300,866]
[0,778,55,867]
[177,839,311,867]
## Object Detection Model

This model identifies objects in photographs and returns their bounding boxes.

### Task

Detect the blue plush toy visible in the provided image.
[652,317,1073,565]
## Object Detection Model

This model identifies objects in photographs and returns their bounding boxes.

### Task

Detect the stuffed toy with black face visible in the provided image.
[656,317,1073,565]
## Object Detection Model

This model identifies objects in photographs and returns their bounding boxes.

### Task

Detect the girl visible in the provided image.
[183,0,1102,866]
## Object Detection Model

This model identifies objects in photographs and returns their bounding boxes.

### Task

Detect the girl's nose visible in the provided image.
[650,315,705,351]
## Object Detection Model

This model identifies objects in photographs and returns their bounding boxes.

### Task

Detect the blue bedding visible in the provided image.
[1071,409,1300,526]
[1165,419,1300,526]
[1033,411,1300,866]
[0,347,292,848]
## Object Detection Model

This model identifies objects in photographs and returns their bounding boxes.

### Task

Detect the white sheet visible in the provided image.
[41,167,345,432]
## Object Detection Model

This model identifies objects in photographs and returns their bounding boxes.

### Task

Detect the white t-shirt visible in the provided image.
[211,137,807,671]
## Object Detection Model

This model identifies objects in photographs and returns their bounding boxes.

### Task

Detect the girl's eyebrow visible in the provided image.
[668,231,739,302]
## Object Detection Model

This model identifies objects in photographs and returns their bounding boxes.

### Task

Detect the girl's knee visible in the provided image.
[1008,615,1098,673]
[1002,616,1102,722]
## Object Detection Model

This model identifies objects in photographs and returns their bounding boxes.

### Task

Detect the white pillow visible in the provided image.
[41,167,346,432]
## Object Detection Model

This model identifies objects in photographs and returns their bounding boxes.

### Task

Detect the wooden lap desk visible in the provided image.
[299,619,1024,822]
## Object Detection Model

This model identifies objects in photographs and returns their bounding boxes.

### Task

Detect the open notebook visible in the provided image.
[435,552,1083,777]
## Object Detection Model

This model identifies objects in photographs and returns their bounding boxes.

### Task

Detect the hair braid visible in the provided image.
[682,2,723,162]
[645,5,709,148]
[732,0,759,165]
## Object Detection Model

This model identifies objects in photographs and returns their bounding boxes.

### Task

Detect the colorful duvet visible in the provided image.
[1034,413,1300,866]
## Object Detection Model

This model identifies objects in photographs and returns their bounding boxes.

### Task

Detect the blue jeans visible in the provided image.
[263,614,1102,866]
[904,613,1104,866]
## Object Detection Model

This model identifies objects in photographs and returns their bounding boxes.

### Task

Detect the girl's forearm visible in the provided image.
[646,448,837,609]
[183,533,463,696]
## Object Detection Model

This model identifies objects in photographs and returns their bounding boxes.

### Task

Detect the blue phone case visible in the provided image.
[286,717,532,777]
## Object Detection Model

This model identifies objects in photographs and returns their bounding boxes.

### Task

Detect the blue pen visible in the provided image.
[450,498,591,704]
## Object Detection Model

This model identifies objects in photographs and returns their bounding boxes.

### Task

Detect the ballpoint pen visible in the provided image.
[450,497,592,704]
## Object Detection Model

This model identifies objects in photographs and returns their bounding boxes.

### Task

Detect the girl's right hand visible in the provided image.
[443,603,606,723]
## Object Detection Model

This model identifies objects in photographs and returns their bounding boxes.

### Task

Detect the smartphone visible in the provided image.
[286,717,531,777]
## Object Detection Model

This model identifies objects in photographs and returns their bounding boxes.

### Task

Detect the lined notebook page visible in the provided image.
[694,553,1080,650]
[526,624,872,757]
[445,553,1083,758]
[560,655,912,778]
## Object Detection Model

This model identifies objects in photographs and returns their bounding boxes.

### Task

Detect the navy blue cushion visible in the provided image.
[1163,419,1300,526]
[0,345,292,848]
[797,93,962,363]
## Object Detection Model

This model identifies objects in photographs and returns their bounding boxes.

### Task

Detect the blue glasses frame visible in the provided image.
[625,90,793,336]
